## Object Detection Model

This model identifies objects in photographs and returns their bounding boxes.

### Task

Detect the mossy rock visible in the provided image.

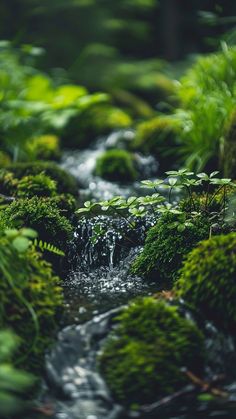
[24,134,61,161]
[132,116,180,173]
[131,212,210,285]
[1,197,73,250]
[95,149,138,182]
[5,161,78,197]
[99,297,205,406]
[0,231,63,371]
[16,173,57,198]
[62,104,132,149]
[175,233,236,332]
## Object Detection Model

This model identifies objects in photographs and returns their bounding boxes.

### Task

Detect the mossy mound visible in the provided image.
[99,297,205,406]
[5,161,78,196]
[131,212,209,285]
[132,116,180,173]
[17,173,57,198]
[24,134,61,161]
[62,104,132,149]
[1,197,73,250]
[175,233,236,331]
[95,149,138,182]
[0,230,63,371]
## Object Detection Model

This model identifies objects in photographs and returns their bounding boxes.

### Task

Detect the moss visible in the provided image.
[99,297,205,406]
[16,173,57,198]
[49,193,76,218]
[1,197,73,250]
[95,149,138,182]
[5,161,78,197]
[0,170,18,196]
[62,104,132,149]
[0,231,63,371]
[24,134,61,161]
[0,150,11,168]
[132,116,180,173]
[175,233,236,331]
[131,212,210,285]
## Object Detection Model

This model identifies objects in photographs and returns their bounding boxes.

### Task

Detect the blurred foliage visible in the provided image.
[170,44,236,171]
[0,330,34,417]
[0,42,109,157]
[0,228,63,370]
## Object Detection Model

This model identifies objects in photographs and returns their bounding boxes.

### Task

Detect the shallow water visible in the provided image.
[39,133,236,419]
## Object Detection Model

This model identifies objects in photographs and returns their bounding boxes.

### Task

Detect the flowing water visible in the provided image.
[39,131,236,419]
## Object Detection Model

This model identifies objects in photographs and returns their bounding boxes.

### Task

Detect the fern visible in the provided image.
[33,238,65,256]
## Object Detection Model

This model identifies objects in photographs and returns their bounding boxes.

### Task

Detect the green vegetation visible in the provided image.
[5,161,78,196]
[173,45,236,171]
[24,134,61,161]
[132,116,180,173]
[16,173,57,198]
[1,197,73,249]
[95,149,138,182]
[99,297,205,406]
[0,228,63,370]
[130,212,209,284]
[0,330,34,416]
[221,109,236,178]
[175,233,236,331]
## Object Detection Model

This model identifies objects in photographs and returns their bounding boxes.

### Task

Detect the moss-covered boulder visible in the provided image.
[16,173,57,198]
[5,161,78,196]
[1,197,73,250]
[132,116,180,173]
[62,104,132,149]
[99,297,205,406]
[131,212,210,285]
[175,233,236,331]
[95,149,138,182]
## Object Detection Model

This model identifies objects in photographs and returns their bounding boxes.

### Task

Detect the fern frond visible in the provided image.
[33,239,65,256]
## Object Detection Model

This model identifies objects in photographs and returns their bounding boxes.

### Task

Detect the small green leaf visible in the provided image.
[12,237,30,253]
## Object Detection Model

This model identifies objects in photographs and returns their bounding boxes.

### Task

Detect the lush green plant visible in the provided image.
[0,228,63,370]
[175,233,236,331]
[99,297,205,406]
[24,134,61,161]
[221,109,236,178]
[0,43,109,157]
[95,149,138,182]
[132,115,180,172]
[0,330,34,417]
[16,173,57,198]
[5,161,78,196]
[1,197,73,249]
[173,45,236,171]
[77,170,235,227]
[130,211,209,283]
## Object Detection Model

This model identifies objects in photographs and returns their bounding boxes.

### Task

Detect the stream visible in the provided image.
[39,131,236,419]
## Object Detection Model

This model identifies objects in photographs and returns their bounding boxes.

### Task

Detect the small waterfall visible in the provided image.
[61,129,159,201]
